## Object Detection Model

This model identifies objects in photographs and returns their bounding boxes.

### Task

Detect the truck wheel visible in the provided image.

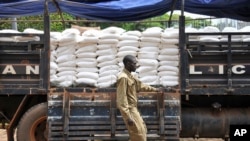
[17,102,48,141]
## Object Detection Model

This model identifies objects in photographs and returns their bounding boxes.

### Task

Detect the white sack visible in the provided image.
[56,54,75,63]
[119,46,139,52]
[97,44,117,50]
[57,61,76,67]
[57,71,76,77]
[75,78,97,86]
[138,70,157,77]
[158,71,178,76]
[160,48,179,55]
[117,40,139,47]
[158,55,179,61]
[75,45,97,53]
[119,34,139,40]
[139,76,159,83]
[117,51,137,58]
[97,75,117,83]
[101,26,125,35]
[57,67,75,72]
[161,38,179,44]
[50,62,58,70]
[136,66,157,74]
[140,37,161,43]
[97,55,116,63]
[77,61,97,67]
[76,58,96,62]
[159,60,179,67]
[140,42,160,47]
[96,48,117,56]
[138,59,158,67]
[97,60,117,68]
[99,70,119,77]
[98,39,119,44]
[161,80,179,87]
[99,33,120,39]
[99,65,119,74]
[160,75,178,81]
[77,68,98,73]
[138,52,158,59]
[76,52,97,58]
[158,66,179,72]
[139,47,159,52]
[77,72,99,80]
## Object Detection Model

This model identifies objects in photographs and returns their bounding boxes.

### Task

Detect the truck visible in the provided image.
[1,1,250,141]
[1,21,250,141]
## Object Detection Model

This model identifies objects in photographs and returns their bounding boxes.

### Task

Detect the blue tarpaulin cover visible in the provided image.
[0,0,249,21]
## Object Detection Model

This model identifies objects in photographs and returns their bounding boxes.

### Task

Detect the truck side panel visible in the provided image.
[180,32,250,138]
[183,32,250,95]
[48,88,181,140]
[0,33,47,94]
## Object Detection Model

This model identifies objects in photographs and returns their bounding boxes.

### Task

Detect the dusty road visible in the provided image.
[0,129,224,141]
[0,129,7,141]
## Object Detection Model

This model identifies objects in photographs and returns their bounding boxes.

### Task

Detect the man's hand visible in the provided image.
[127,118,135,126]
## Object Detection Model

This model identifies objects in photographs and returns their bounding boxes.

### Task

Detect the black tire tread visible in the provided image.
[16,102,47,141]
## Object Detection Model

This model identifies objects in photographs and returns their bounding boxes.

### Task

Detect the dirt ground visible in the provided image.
[0,129,7,141]
[0,129,224,141]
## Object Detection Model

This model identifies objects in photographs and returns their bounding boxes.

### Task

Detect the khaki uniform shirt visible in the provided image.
[116,69,157,121]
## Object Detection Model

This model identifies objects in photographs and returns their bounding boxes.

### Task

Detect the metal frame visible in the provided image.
[182,32,250,95]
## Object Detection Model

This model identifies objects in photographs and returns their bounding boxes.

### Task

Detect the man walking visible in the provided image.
[116,55,160,141]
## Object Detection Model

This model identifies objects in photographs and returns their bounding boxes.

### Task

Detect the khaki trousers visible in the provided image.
[124,107,147,141]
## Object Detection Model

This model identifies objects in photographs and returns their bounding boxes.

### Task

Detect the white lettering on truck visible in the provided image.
[1,65,39,75]
[189,65,202,74]
[219,65,224,74]
[26,65,39,74]
[2,65,16,74]
[190,65,246,75]
[232,65,245,74]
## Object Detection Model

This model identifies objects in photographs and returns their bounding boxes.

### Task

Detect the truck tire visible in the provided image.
[17,102,48,141]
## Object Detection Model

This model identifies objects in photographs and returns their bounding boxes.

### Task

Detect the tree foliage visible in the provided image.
[0,12,212,32]
[0,13,75,32]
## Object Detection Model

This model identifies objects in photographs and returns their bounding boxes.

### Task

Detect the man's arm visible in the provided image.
[135,78,158,92]
[135,78,165,93]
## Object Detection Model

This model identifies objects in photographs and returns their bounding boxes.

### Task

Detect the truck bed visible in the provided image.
[47,87,181,140]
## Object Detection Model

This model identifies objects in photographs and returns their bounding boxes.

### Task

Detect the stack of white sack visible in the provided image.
[220,27,241,42]
[50,31,62,50]
[50,32,62,86]
[50,51,58,86]
[15,28,42,42]
[54,28,79,87]
[239,26,250,42]
[0,29,20,41]
[96,27,125,88]
[137,27,162,85]
[75,29,99,87]
[185,27,199,41]
[159,28,179,87]
[220,27,242,48]
[117,30,141,72]
[198,26,220,48]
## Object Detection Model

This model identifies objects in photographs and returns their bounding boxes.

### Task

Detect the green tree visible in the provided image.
[0,13,75,32]
[0,13,212,32]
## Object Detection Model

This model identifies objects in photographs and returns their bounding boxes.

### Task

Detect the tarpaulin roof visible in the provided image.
[0,0,250,21]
